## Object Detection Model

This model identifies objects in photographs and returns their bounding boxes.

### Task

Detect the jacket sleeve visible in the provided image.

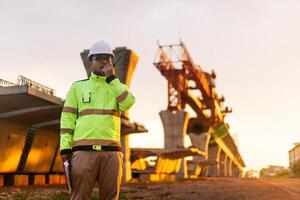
[106,75,135,112]
[60,83,78,155]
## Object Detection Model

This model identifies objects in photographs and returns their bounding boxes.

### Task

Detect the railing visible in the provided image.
[0,79,15,87]
[17,75,55,95]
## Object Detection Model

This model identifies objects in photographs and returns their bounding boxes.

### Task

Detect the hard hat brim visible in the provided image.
[88,53,114,61]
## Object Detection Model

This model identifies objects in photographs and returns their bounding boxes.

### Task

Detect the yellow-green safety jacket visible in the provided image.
[60,72,135,155]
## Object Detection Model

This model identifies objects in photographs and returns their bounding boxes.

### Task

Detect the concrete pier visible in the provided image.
[219,150,227,176]
[189,131,210,176]
[160,110,189,179]
[207,144,220,177]
[121,134,132,183]
[227,158,233,177]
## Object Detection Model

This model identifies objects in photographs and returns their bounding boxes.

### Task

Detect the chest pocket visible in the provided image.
[80,87,96,108]
[82,90,91,103]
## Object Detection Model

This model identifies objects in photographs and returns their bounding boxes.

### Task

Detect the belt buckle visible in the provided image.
[92,145,102,151]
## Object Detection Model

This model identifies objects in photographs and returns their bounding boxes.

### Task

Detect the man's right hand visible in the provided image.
[102,63,115,77]
[61,154,72,162]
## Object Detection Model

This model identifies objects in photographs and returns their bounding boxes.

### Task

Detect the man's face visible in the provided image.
[91,54,113,75]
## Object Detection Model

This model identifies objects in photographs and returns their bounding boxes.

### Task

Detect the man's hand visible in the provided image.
[102,63,115,77]
[61,154,72,162]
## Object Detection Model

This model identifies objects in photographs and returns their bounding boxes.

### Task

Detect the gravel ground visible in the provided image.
[0,178,300,200]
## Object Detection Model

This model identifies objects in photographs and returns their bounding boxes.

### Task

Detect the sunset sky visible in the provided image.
[1,0,300,171]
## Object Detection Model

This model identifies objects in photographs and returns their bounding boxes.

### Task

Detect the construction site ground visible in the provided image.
[0,178,300,200]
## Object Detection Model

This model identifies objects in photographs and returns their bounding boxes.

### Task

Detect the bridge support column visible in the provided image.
[232,164,236,177]
[160,110,189,179]
[219,150,226,177]
[224,156,227,176]
[189,131,210,176]
[121,135,132,184]
[207,144,220,176]
[232,164,241,177]
[227,158,233,177]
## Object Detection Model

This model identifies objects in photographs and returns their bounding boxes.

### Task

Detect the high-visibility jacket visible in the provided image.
[60,72,135,155]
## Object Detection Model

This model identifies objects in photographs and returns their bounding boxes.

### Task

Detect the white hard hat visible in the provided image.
[88,40,114,61]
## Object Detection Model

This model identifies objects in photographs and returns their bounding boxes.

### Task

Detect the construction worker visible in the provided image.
[59,40,135,200]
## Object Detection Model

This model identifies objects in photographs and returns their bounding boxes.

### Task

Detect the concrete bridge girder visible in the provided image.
[0,86,62,175]
[0,107,61,185]
[23,127,59,173]
[0,120,28,173]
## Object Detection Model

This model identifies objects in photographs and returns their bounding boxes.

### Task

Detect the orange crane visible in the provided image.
[153,40,232,132]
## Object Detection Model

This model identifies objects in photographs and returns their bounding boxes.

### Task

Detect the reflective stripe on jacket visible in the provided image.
[60,72,135,154]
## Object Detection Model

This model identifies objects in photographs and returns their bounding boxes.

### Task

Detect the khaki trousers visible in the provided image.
[70,150,123,200]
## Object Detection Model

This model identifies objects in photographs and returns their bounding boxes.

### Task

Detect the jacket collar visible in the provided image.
[90,72,106,81]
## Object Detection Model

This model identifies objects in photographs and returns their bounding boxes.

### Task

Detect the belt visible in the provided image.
[72,145,122,152]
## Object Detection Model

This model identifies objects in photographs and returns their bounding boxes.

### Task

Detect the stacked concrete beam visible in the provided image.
[0,86,63,186]
[0,120,28,173]
[130,147,205,181]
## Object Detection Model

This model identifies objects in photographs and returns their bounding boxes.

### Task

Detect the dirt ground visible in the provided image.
[0,178,300,200]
